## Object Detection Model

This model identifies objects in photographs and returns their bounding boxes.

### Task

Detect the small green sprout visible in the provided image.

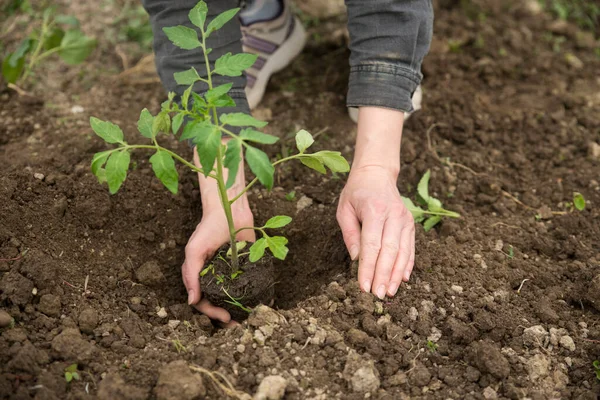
[172,339,186,353]
[508,245,514,259]
[64,364,80,383]
[426,340,438,352]
[285,190,296,201]
[222,287,252,313]
[2,7,96,86]
[593,360,600,381]
[401,170,461,232]
[573,192,585,211]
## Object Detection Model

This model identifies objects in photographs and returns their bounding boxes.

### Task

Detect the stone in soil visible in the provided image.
[0,309,12,327]
[37,294,61,317]
[154,360,205,400]
[135,260,165,286]
[343,350,380,393]
[254,375,287,400]
[79,307,99,334]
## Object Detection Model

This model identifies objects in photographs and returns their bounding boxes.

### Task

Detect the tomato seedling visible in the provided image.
[401,170,460,231]
[89,1,349,278]
[2,7,96,86]
[64,363,80,383]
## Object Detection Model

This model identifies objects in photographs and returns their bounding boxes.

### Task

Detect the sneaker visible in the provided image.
[241,0,306,109]
[347,85,423,123]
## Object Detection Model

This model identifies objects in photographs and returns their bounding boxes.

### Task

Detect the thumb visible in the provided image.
[182,255,205,305]
[336,204,361,260]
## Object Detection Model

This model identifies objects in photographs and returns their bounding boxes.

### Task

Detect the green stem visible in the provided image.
[199,24,239,269]
[423,210,461,218]
[234,226,265,236]
[122,144,216,178]
[20,17,50,84]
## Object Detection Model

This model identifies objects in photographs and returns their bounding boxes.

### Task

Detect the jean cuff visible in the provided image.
[347,63,421,113]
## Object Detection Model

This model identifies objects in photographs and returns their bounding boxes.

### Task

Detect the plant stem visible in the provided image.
[122,144,214,177]
[423,210,460,218]
[20,17,50,84]
[200,25,239,270]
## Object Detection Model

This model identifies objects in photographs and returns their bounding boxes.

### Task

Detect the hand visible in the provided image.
[337,165,415,299]
[336,106,415,299]
[182,145,255,323]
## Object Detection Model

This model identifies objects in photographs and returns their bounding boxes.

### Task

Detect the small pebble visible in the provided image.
[34,173,44,180]
[0,310,13,328]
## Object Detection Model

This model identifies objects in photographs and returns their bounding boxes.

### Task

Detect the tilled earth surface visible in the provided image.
[1,0,600,399]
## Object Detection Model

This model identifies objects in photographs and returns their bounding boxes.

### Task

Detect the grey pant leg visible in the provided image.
[142,0,250,114]
[345,0,434,112]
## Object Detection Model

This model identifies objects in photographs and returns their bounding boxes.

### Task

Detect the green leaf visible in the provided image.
[150,151,179,194]
[192,92,207,111]
[195,124,220,176]
[266,236,289,260]
[206,8,239,35]
[162,25,201,50]
[105,150,130,194]
[224,138,242,189]
[65,373,73,383]
[295,129,314,153]
[220,113,267,128]
[300,157,326,174]
[227,241,247,257]
[71,372,80,381]
[90,117,124,144]
[245,146,274,189]
[423,216,442,232]
[417,170,431,203]
[427,197,444,212]
[12,38,33,64]
[44,27,65,50]
[212,94,236,108]
[264,216,292,229]
[59,29,96,65]
[65,364,78,373]
[174,67,201,85]
[401,196,426,220]
[182,85,193,110]
[152,111,171,136]
[95,168,107,184]
[214,52,258,76]
[172,113,184,134]
[91,150,111,175]
[137,108,154,139]
[573,192,585,211]
[240,129,279,144]
[188,1,208,28]
[2,53,25,84]
[55,14,79,26]
[312,151,350,173]
[249,238,267,262]
[205,82,233,103]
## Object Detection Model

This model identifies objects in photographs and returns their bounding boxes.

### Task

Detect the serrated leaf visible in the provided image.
[246,146,274,189]
[152,111,171,136]
[300,156,326,174]
[401,196,426,220]
[188,1,208,28]
[423,216,442,232]
[162,25,201,50]
[212,94,236,108]
[91,150,111,175]
[264,216,292,229]
[312,151,350,173]
[172,113,184,134]
[213,52,258,76]
[182,85,193,110]
[224,139,242,188]
[195,124,220,176]
[205,82,233,103]
[149,151,179,194]
[417,170,431,203]
[137,108,153,139]
[180,120,208,141]
[249,238,267,262]
[59,29,96,65]
[573,192,585,211]
[206,8,239,35]
[295,129,314,153]
[266,236,289,260]
[105,150,130,194]
[174,67,201,85]
[427,197,444,212]
[90,117,124,144]
[240,129,278,144]
[220,113,267,128]
[192,92,207,111]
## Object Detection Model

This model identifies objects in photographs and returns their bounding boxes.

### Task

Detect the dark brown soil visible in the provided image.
[201,247,275,322]
[1,0,600,398]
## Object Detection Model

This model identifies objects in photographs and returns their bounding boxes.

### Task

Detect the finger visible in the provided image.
[336,204,361,260]
[371,217,402,299]
[182,251,205,305]
[403,228,416,281]
[358,210,385,294]
[387,225,414,296]
[194,298,231,323]
[219,319,240,329]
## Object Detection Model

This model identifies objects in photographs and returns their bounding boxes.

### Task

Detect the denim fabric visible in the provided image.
[143,0,433,114]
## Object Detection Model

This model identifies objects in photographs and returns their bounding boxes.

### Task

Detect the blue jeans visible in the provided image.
[142,0,433,114]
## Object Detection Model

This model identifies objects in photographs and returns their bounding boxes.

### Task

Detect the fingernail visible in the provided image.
[404,269,412,281]
[350,245,359,261]
[388,282,399,297]
[187,290,195,305]
[376,285,387,299]
[362,280,371,293]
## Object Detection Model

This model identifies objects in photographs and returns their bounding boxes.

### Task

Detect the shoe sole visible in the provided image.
[246,17,307,109]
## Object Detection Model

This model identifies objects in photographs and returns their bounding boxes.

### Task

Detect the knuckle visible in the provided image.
[382,240,400,253]
[364,238,381,253]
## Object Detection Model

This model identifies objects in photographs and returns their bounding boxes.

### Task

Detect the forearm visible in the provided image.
[352,107,404,177]
[345,0,433,112]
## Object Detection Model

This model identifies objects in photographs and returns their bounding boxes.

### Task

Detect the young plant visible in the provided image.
[64,364,80,383]
[401,170,460,231]
[89,1,349,277]
[593,360,600,381]
[2,7,96,86]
